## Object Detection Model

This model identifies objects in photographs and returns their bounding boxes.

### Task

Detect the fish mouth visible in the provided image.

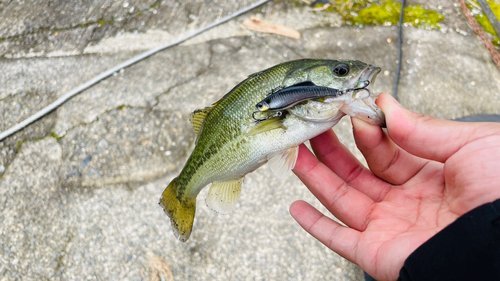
[348,64,381,94]
[286,64,386,126]
[362,65,381,86]
[341,65,386,127]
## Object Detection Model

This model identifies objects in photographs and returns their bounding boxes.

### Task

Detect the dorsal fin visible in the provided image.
[189,107,213,135]
[212,99,223,107]
[247,71,260,79]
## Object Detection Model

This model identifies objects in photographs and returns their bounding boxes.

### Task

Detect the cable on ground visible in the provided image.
[392,0,406,101]
[0,0,272,141]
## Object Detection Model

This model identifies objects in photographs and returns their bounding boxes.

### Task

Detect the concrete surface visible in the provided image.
[1,0,500,280]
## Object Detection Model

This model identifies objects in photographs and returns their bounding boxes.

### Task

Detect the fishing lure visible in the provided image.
[253,80,370,122]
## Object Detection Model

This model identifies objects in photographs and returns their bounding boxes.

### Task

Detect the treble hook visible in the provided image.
[341,80,371,98]
[252,110,282,122]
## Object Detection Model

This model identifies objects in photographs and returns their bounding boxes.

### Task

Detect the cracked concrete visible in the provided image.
[1,0,500,280]
[0,0,311,58]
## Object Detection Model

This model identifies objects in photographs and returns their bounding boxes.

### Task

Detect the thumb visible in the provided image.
[376,93,500,163]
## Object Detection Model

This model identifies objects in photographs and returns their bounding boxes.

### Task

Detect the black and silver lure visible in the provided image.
[253,80,370,121]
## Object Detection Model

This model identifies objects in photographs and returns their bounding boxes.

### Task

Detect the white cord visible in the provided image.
[0,0,271,141]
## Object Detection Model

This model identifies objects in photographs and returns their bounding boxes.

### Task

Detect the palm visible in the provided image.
[354,179,453,280]
[290,94,500,281]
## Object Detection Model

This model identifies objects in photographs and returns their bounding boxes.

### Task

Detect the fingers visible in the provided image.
[309,130,392,201]
[293,144,374,231]
[352,117,430,185]
[290,200,360,263]
[378,93,500,163]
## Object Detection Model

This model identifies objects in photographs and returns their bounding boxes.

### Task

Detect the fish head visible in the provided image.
[285,60,385,127]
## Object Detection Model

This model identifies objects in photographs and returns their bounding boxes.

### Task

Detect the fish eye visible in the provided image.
[333,64,349,76]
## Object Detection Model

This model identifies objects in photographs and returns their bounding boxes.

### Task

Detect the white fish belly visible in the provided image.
[185,113,345,198]
[193,114,343,191]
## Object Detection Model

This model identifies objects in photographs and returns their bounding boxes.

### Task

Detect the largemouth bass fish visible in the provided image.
[160,59,384,242]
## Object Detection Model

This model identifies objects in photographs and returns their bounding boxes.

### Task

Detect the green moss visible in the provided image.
[150,0,161,9]
[352,1,401,25]
[50,130,63,140]
[15,133,62,152]
[314,3,336,13]
[471,0,500,45]
[404,5,445,29]
[315,0,445,30]
[16,140,24,152]
[98,19,114,27]
[282,0,305,7]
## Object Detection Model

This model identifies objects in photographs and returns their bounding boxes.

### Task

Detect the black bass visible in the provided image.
[160,59,384,242]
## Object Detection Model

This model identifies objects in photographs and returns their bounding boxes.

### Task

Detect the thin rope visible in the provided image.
[477,0,500,38]
[0,0,272,141]
[460,0,500,69]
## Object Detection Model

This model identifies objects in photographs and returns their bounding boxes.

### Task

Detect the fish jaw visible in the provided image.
[347,64,380,89]
[341,65,385,127]
[340,97,386,127]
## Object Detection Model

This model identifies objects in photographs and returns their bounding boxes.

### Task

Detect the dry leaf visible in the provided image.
[149,255,175,281]
[242,16,301,39]
[311,3,331,11]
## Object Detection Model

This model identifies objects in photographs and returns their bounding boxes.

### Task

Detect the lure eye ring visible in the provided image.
[255,101,270,112]
[333,63,350,76]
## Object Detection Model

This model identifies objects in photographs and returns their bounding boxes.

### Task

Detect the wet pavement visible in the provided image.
[1,0,500,280]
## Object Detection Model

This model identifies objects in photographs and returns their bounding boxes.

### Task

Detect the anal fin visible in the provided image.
[206,178,244,215]
[267,146,299,180]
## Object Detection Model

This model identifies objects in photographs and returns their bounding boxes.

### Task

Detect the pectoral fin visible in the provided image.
[247,117,286,136]
[267,146,299,180]
[206,178,244,214]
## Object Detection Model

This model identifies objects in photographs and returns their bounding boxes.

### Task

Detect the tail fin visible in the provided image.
[159,178,196,242]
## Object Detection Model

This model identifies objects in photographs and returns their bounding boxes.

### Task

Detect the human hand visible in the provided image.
[290,93,500,281]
